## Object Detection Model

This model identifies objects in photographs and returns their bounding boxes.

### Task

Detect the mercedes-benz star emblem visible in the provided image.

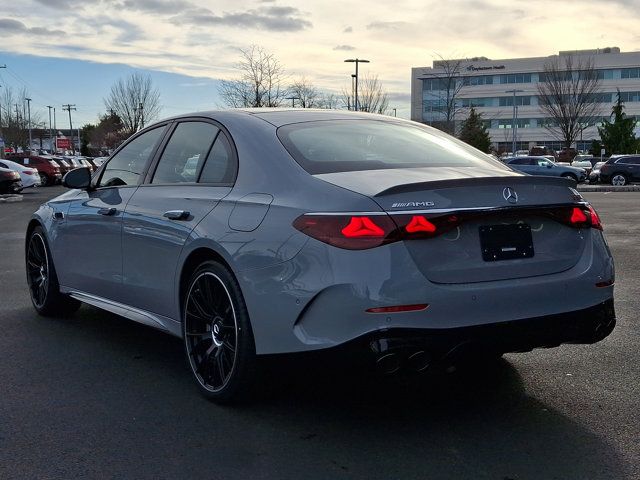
[502,187,518,204]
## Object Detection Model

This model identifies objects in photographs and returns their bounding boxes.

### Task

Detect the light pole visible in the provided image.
[53,107,57,153]
[505,89,523,153]
[25,97,32,152]
[392,108,397,117]
[350,74,356,111]
[344,58,370,111]
[285,96,297,108]
[46,106,53,153]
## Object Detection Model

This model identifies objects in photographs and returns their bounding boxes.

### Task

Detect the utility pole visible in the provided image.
[62,104,76,154]
[139,102,144,129]
[25,97,32,152]
[344,58,370,112]
[46,106,53,153]
[392,108,397,117]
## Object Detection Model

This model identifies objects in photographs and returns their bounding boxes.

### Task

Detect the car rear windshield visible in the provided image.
[277,119,501,175]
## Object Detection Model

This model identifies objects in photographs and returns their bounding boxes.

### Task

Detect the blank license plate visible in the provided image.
[479,224,534,262]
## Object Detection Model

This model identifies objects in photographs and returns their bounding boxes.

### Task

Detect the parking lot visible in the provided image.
[1,186,639,479]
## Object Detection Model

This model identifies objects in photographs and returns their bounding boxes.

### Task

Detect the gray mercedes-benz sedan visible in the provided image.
[25,109,615,402]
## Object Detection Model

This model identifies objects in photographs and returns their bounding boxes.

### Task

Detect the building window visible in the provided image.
[619,91,640,103]
[596,69,615,80]
[460,97,494,107]
[621,68,640,79]
[499,96,531,107]
[498,118,532,129]
[422,78,458,91]
[462,75,494,86]
[500,73,532,84]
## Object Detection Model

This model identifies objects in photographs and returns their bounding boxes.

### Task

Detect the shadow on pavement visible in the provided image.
[1,304,627,480]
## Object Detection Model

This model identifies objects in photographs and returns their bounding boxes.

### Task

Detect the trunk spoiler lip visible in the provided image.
[301,201,590,217]
[374,175,575,197]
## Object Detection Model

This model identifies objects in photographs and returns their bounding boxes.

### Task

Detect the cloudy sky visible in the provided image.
[1,0,640,125]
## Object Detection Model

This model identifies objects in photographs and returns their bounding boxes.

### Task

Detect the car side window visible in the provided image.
[0,162,6,168]
[152,122,219,184]
[100,127,165,188]
[199,133,236,184]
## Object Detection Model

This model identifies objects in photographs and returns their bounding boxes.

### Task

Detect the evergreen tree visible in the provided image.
[598,91,637,155]
[458,107,492,153]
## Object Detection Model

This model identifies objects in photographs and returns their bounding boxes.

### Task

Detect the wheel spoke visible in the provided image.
[185,271,238,393]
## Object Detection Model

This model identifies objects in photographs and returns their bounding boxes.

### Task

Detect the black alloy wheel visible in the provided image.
[183,261,256,403]
[26,232,49,309]
[26,227,81,316]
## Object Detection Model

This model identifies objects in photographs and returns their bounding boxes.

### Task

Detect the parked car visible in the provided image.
[529,145,556,158]
[588,161,607,183]
[599,155,640,186]
[92,156,108,167]
[557,147,578,162]
[85,158,103,171]
[505,156,587,182]
[0,166,22,193]
[0,159,41,189]
[6,154,62,185]
[47,157,73,177]
[571,155,594,174]
[26,110,615,403]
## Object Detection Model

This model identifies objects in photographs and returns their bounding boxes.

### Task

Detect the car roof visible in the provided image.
[160,108,396,128]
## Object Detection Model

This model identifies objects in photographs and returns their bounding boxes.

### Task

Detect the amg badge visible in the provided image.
[391,201,435,208]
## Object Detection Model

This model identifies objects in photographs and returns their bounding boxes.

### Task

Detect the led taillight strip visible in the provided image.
[293,204,603,250]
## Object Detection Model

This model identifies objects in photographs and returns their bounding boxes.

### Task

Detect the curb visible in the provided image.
[578,185,640,192]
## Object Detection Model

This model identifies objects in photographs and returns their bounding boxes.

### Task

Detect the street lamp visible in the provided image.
[25,97,32,152]
[344,58,370,111]
[505,89,523,153]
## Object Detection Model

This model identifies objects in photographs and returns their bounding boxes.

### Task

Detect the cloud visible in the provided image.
[179,82,210,87]
[366,21,409,30]
[120,0,193,14]
[33,0,82,7]
[333,44,355,51]
[171,5,312,32]
[0,18,66,36]
[343,26,353,33]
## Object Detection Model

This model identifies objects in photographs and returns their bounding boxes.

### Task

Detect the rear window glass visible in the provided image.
[277,119,502,175]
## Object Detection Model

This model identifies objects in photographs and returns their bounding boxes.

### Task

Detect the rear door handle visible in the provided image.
[98,207,117,216]
[163,210,190,220]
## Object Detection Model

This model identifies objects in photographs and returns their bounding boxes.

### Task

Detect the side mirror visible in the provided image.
[63,167,92,189]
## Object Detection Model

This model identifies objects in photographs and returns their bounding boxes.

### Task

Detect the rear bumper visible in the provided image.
[357,298,616,359]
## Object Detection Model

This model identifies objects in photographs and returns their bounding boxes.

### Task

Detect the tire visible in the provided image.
[39,173,49,186]
[183,261,256,403]
[26,226,81,317]
[561,173,578,182]
[611,173,627,186]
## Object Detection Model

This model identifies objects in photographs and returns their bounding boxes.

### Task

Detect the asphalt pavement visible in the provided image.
[1,186,638,480]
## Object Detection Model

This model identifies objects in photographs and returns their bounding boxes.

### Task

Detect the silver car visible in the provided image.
[25,110,616,402]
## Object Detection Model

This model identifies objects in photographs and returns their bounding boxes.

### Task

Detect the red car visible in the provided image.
[7,154,62,186]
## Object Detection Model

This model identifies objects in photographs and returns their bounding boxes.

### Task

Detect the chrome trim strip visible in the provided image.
[66,290,175,333]
[302,203,589,217]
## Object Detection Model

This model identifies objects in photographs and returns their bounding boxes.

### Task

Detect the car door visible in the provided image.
[121,119,237,318]
[626,156,640,181]
[55,126,167,301]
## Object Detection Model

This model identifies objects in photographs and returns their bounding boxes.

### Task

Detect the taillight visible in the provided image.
[294,204,603,250]
[588,205,602,230]
[293,214,397,250]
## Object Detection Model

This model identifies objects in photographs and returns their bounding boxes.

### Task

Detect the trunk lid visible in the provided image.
[315,168,588,284]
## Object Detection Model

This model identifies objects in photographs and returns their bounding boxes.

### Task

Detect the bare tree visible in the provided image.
[1,85,42,150]
[219,45,288,108]
[317,93,340,109]
[288,76,319,108]
[104,73,161,136]
[422,55,464,134]
[537,55,602,148]
[355,74,390,114]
